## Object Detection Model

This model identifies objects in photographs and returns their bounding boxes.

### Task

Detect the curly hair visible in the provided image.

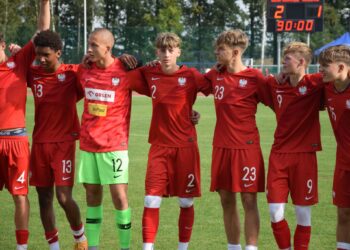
[34,30,63,51]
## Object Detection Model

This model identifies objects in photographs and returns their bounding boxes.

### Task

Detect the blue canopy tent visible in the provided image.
[314,32,350,56]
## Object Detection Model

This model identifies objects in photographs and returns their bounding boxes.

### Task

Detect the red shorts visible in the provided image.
[210,147,265,193]
[145,144,201,197]
[267,152,318,205]
[333,167,350,208]
[0,138,30,195]
[30,141,76,187]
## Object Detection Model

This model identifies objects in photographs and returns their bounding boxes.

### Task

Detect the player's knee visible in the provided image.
[144,195,162,208]
[269,203,285,223]
[295,205,311,226]
[241,193,257,211]
[178,198,194,208]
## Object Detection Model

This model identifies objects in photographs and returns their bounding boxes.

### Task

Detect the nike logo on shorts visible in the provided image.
[62,176,71,181]
[305,196,313,200]
[14,186,24,190]
[244,183,254,188]
[114,175,121,179]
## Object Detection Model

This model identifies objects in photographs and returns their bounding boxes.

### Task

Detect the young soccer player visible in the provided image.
[319,45,350,250]
[127,32,211,250]
[264,42,324,250]
[26,30,87,250]
[204,29,268,250]
[0,1,50,249]
[77,28,149,250]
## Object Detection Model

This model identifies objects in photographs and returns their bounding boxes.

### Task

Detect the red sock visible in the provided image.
[271,219,291,249]
[45,229,59,244]
[178,206,194,243]
[142,207,159,243]
[16,230,29,245]
[294,225,311,250]
[71,223,85,241]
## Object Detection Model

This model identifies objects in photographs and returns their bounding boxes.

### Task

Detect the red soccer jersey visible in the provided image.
[0,42,35,130]
[265,73,324,153]
[128,64,211,147]
[325,83,350,170]
[27,63,83,143]
[205,68,268,149]
[79,58,133,152]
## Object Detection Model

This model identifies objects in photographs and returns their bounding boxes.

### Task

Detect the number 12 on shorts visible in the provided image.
[112,158,123,178]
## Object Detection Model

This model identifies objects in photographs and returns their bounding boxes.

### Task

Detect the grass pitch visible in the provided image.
[0,95,337,249]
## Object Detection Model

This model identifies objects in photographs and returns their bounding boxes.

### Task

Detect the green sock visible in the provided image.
[115,207,131,249]
[86,206,103,247]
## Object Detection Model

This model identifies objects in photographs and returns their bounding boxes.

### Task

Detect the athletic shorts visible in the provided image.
[267,151,318,206]
[333,167,350,208]
[145,144,201,198]
[30,141,76,187]
[0,137,30,195]
[78,150,129,185]
[210,147,265,193]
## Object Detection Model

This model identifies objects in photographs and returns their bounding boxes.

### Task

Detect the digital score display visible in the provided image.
[267,0,324,32]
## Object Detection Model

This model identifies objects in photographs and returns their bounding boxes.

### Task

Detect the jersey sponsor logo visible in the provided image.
[85,88,115,102]
[178,77,186,86]
[346,100,350,109]
[62,176,71,181]
[7,61,16,69]
[112,77,120,86]
[151,77,160,81]
[239,79,248,88]
[57,73,66,82]
[299,86,307,95]
[88,103,108,117]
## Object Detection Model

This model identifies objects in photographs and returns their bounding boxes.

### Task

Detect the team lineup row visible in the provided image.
[1,1,350,250]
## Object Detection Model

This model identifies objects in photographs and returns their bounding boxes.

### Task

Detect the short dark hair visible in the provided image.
[34,30,63,51]
[0,33,4,43]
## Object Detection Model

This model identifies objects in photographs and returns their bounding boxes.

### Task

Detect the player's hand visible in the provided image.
[146,60,160,67]
[275,72,289,85]
[191,110,201,125]
[119,53,138,70]
[8,43,21,55]
[81,54,93,69]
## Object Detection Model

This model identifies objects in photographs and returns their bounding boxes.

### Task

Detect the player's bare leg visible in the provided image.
[13,195,29,250]
[337,208,350,250]
[110,184,131,250]
[55,186,87,249]
[241,193,259,249]
[219,190,241,249]
[84,184,103,250]
[37,187,60,249]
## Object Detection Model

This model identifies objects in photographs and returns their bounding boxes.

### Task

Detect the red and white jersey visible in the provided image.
[128,64,211,147]
[0,42,35,130]
[325,83,350,170]
[205,68,269,149]
[265,73,324,153]
[79,58,133,152]
[27,63,83,143]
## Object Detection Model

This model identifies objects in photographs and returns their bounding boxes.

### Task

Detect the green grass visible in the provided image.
[0,95,337,249]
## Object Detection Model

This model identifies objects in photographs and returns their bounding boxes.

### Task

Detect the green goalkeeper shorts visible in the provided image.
[78,150,129,185]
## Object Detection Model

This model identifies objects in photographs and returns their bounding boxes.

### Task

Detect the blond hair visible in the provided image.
[319,45,350,66]
[155,32,181,49]
[283,42,312,65]
[215,29,249,51]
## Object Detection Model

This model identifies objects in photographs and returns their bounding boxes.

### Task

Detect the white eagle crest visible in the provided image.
[112,77,120,86]
[239,79,248,88]
[57,73,66,82]
[299,86,307,95]
[7,61,16,69]
[178,77,186,86]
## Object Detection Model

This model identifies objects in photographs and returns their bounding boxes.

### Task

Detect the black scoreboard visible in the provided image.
[267,0,324,32]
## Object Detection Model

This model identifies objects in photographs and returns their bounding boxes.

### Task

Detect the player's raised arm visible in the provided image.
[36,0,50,33]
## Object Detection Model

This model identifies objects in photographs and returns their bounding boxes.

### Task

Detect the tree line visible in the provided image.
[1,0,349,66]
